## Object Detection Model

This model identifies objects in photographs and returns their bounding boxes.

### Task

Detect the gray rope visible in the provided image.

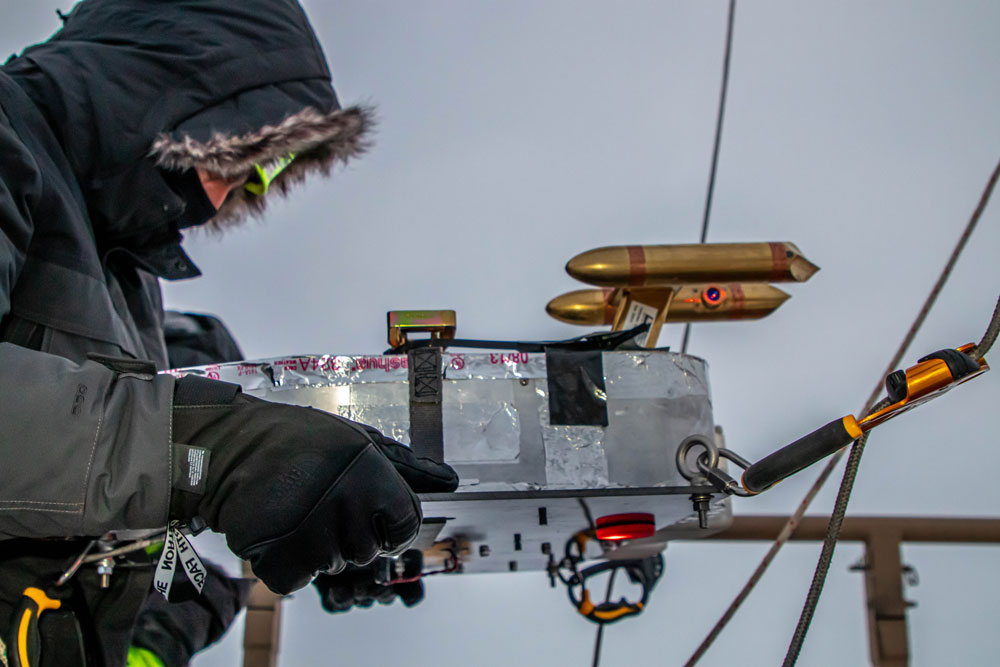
[968,294,1000,361]
[780,399,890,666]
[685,156,1000,665]
[783,285,998,665]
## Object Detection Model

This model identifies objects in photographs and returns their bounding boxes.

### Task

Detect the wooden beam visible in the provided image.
[690,515,1000,666]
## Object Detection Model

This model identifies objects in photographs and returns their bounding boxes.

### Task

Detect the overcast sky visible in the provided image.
[3,1,1000,665]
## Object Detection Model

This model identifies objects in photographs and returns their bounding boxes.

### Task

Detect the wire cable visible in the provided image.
[780,399,889,666]
[784,285,998,664]
[685,155,1000,665]
[969,293,1000,361]
[782,158,1000,664]
[591,569,619,667]
[681,0,736,355]
[861,156,1000,409]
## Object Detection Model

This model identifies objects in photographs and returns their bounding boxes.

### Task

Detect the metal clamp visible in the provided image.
[697,448,756,497]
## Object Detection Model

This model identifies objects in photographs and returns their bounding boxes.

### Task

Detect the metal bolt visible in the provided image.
[96,556,114,589]
[690,493,713,529]
[520,379,529,386]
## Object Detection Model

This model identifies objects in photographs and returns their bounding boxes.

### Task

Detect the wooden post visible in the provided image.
[241,561,283,667]
[698,515,1000,667]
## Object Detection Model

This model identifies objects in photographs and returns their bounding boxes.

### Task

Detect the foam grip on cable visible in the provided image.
[742,417,861,494]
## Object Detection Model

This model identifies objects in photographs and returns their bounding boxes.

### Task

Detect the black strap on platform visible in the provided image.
[407,347,444,461]
[387,324,652,355]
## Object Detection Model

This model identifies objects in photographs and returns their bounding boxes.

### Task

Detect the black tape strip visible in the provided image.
[408,347,444,461]
[545,349,608,426]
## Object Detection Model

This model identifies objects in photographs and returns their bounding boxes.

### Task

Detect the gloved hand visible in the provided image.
[169,375,458,595]
[313,549,425,613]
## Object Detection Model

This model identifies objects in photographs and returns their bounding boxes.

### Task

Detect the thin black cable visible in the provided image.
[783,291,999,666]
[578,498,597,531]
[784,291,1000,665]
[862,157,1000,409]
[782,159,1000,664]
[592,569,619,667]
[681,0,736,354]
[780,399,889,666]
[685,156,1000,665]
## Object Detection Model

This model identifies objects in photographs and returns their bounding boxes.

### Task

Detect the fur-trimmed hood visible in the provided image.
[151,105,372,228]
[4,0,369,249]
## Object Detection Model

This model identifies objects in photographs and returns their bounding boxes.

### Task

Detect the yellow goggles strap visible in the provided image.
[245,154,295,196]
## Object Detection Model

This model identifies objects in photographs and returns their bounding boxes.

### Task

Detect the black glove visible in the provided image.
[169,375,458,594]
[313,549,425,613]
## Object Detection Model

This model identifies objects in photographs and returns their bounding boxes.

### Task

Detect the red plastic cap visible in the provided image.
[595,512,656,541]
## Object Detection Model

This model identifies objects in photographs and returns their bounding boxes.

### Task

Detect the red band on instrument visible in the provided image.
[626,246,646,286]
[730,283,746,317]
[602,288,617,325]
[769,243,789,283]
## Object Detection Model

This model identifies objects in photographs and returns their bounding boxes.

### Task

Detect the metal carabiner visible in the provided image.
[696,448,756,497]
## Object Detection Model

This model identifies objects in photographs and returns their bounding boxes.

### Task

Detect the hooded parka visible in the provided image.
[0,1,370,663]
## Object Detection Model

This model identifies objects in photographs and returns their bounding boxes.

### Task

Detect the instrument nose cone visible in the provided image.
[783,243,820,282]
[789,255,820,282]
[565,247,630,286]
[546,289,616,325]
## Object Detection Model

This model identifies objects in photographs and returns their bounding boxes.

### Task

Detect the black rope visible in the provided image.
[686,156,1000,666]
[681,0,737,355]
[784,289,1000,665]
[781,158,1000,665]
[591,569,619,667]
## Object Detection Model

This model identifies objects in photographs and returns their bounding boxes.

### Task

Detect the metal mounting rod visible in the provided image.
[701,515,1000,544]
[682,515,1000,666]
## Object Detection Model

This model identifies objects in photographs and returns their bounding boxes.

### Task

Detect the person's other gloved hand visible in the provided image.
[313,549,425,613]
[169,375,458,595]
[130,559,253,666]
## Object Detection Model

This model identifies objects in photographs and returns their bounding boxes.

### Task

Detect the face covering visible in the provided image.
[161,167,221,230]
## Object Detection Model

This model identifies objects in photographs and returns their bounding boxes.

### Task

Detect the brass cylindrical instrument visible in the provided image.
[565,242,818,287]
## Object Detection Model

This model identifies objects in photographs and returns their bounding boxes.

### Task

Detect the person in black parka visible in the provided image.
[0,2,457,665]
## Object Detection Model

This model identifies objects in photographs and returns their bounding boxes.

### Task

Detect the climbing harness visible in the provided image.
[551,529,663,625]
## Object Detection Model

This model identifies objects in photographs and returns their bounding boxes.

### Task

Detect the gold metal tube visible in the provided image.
[545,283,791,326]
[565,242,819,287]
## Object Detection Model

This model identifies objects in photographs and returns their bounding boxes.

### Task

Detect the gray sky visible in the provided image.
[3,1,1000,665]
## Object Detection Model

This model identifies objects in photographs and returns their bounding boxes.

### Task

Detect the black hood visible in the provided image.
[2,0,371,243]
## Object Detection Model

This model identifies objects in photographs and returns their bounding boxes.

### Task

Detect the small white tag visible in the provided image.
[622,301,658,346]
[153,522,206,599]
[187,448,206,487]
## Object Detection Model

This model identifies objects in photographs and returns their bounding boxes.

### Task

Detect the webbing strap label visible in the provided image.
[153,522,206,600]
[408,348,444,462]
